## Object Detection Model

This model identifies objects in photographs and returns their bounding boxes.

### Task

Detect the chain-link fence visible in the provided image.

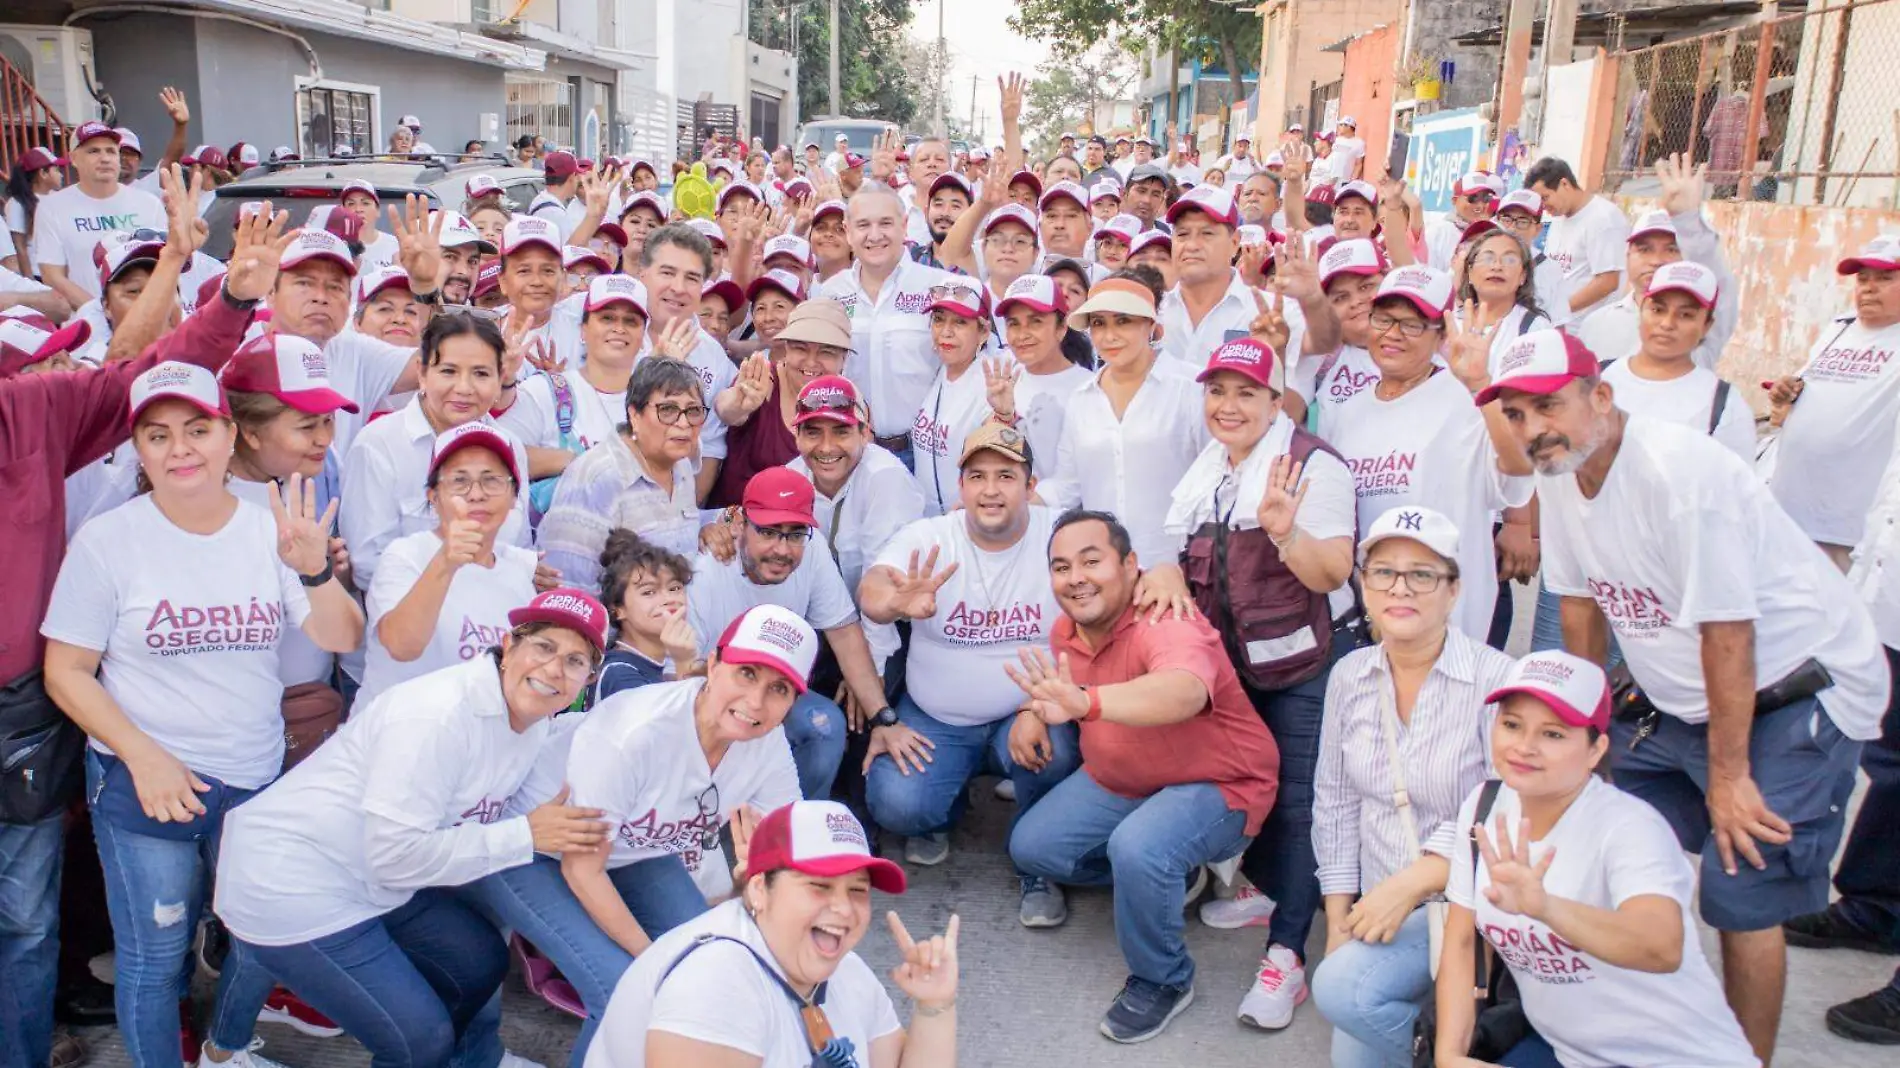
[1601,0,1900,207]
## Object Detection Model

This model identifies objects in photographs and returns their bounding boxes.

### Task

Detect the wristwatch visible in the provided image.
[299,559,335,588]
[871,707,900,729]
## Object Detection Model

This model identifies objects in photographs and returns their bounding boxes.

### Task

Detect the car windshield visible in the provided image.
[801,122,888,156]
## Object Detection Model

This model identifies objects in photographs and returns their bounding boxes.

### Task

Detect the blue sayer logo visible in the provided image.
[1396,510,1424,531]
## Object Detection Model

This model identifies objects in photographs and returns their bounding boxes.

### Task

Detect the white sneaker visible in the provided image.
[1237,944,1307,1030]
[1199,884,1277,929]
[197,1038,290,1068]
[499,1053,547,1068]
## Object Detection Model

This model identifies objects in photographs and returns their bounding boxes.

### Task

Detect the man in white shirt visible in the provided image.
[528,151,584,241]
[1329,118,1367,183]
[1526,156,1630,320]
[30,122,165,307]
[1573,156,1736,369]
[859,424,1080,913]
[816,185,955,470]
[1484,328,1890,1066]
[688,467,893,802]
[1767,234,1900,567]
[1422,171,1501,272]
[823,133,851,177]
[1219,136,1259,181]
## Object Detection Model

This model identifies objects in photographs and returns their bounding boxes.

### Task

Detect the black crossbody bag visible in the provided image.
[0,669,85,824]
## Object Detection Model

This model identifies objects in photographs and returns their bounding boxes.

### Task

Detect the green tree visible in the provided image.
[1008,0,1260,113]
[749,0,923,127]
[1023,45,1138,156]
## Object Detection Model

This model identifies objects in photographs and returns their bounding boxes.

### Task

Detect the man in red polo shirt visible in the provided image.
[1006,509,1280,1045]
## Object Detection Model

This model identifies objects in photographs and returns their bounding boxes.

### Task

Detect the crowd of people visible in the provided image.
[1,74,1897,1068]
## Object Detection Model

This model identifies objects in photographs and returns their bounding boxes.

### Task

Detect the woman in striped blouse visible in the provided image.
[1308,505,1516,1068]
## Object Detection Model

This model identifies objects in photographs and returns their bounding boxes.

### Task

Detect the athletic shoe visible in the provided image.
[1785,905,1900,953]
[196,1038,289,1068]
[993,778,1017,802]
[1826,985,1900,1045]
[258,987,344,1038]
[49,1029,86,1068]
[1100,976,1195,1043]
[179,998,200,1068]
[904,831,950,867]
[1019,877,1068,928]
[1199,884,1276,929]
[1237,944,1307,1030]
[1183,864,1209,908]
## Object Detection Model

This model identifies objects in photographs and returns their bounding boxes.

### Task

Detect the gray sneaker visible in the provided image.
[904,832,950,866]
[1019,877,1068,928]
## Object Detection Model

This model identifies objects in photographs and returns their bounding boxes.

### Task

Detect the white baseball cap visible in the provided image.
[981,203,1040,238]
[1496,190,1544,218]
[1644,260,1720,308]
[1453,171,1504,198]
[762,234,813,268]
[279,229,358,275]
[585,274,649,317]
[115,129,143,155]
[438,210,497,253]
[1318,238,1388,289]
[1359,505,1459,564]
[1166,184,1240,227]
[1094,214,1142,245]
[398,114,423,131]
[716,180,764,209]
[1375,265,1455,321]
[1485,650,1612,731]
[465,174,504,200]
[562,245,613,273]
[1039,181,1089,212]
[130,361,226,426]
[1627,209,1678,243]
[1334,179,1379,208]
[356,264,414,303]
[501,217,563,258]
[717,604,820,693]
[746,800,907,893]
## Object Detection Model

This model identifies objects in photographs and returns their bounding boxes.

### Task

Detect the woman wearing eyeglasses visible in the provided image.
[707,298,852,508]
[460,605,818,1065]
[1308,506,1515,1068]
[212,590,612,1068]
[1320,266,1534,642]
[585,799,958,1068]
[341,313,532,592]
[912,280,997,516]
[1454,228,1552,371]
[356,425,539,711]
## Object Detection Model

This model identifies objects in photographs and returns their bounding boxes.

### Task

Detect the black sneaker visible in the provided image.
[1826,985,1900,1045]
[54,975,116,1026]
[1100,976,1195,1043]
[1784,905,1899,953]
[196,916,231,978]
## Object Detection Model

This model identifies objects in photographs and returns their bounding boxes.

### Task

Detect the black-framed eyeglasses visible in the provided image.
[647,400,709,426]
[695,783,722,852]
[1363,566,1452,593]
[748,520,812,545]
[1497,214,1539,232]
[1368,311,1435,339]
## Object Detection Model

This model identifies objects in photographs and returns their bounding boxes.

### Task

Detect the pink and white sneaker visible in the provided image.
[257,987,343,1038]
[1198,883,1276,929]
[1237,944,1307,1030]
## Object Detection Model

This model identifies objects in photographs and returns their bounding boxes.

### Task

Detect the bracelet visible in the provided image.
[1269,526,1299,551]
[414,288,442,306]
[913,999,956,1017]
[219,281,260,311]
[298,559,335,588]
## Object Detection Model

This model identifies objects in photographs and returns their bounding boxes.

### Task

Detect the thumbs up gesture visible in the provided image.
[442,496,485,570]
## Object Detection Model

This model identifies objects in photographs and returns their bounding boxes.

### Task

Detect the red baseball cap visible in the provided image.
[1007,169,1044,198]
[305,205,365,248]
[18,146,66,171]
[793,374,863,428]
[427,423,523,488]
[1475,328,1602,406]
[1197,336,1284,392]
[183,145,228,170]
[507,588,610,654]
[747,800,907,893]
[716,604,820,694]
[219,333,361,414]
[1485,650,1611,731]
[473,261,503,301]
[742,466,817,527]
[95,232,167,290]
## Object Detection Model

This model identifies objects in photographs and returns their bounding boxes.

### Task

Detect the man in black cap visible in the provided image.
[1124,163,1174,234]
[1082,135,1117,189]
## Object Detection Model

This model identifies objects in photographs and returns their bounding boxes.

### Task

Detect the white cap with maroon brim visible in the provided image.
[747,268,806,304]
[1486,650,1612,731]
[1334,179,1379,208]
[1093,214,1142,245]
[562,246,613,273]
[1358,505,1460,565]
[1645,260,1720,308]
[687,218,729,249]
[501,217,563,258]
[218,334,361,414]
[619,191,669,222]
[1627,209,1678,243]
[1166,184,1240,227]
[1453,171,1504,198]
[1129,230,1172,256]
[717,604,821,693]
[586,274,649,317]
[1495,190,1544,218]
[1838,234,1900,275]
[1039,181,1089,212]
[96,232,168,290]
[355,265,414,304]
[981,204,1039,238]
[0,316,91,375]
[746,800,907,893]
[129,361,226,427]
[279,230,358,276]
[1375,265,1455,321]
[1475,328,1603,406]
[811,199,847,225]
[465,175,504,199]
[1237,224,1268,248]
[1318,238,1388,289]
[995,274,1065,317]
[716,181,764,210]
[114,130,143,155]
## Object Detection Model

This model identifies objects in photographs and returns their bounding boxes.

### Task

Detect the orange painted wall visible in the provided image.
[1340,25,1398,179]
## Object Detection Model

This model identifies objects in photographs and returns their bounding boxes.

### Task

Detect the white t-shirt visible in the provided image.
[358,231,401,272]
[875,509,1058,726]
[1327,370,1534,639]
[1448,777,1760,1068]
[1770,316,1900,547]
[214,658,544,946]
[687,540,858,651]
[359,531,538,711]
[1542,196,1629,320]
[1539,417,1888,738]
[228,477,338,688]
[1294,345,1381,434]
[911,362,994,516]
[1600,358,1754,461]
[321,328,418,459]
[583,898,901,1068]
[28,184,166,299]
[817,257,957,438]
[3,199,27,242]
[1010,363,1092,482]
[529,192,578,242]
[496,370,627,455]
[41,496,311,787]
[1330,137,1367,182]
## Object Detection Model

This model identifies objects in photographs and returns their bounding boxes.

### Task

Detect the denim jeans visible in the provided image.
[458,852,708,1065]
[1309,906,1433,1068]
[0,815,63,1068]
[1530,584,1623,668]
[786,691,848,801]
[1834,645,1900,946]
[1009,771,1249,990]
[863,697,1080,864]
[86,751,276,1067]
[241,889,508,1068]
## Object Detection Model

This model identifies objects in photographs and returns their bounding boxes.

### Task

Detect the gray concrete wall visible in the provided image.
[83,13,203,151]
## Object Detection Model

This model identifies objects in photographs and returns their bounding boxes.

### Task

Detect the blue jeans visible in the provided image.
[241,889,507,1068]
[87,751,276,1067]
[787,691,848,801]
[458,853,707,1065]
[1834,645,1900,947]
[863,697,1079,865]
[0,815,63,1068]
[1009,771,1249,990]
[1531,584,1624,668]
[1310,906,1433,1068]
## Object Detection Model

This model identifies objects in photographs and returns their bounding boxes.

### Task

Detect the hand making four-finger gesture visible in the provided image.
[1004,648,1092,725]
[889,546,959,620]
[389,194,447,294]
[1447,298,1496,395]
[981,356,1021,422]
[1477,815,1556,919]
[1257,453,1310,543]
[269,473,339,581]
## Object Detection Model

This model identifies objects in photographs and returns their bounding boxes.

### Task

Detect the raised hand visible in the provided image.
[887,547,959,620]
[499,310,538,381]
[654,313,700,360]
[1256,453,1309,540]
[440,496,485,570]
[998,73,1025,126]
[223,195,295,302]
[732,352,773,414]
[887,912,960,1010]
[1447,298,1495,395]
[522,336,564,377]
[527,785,610,854]
[389,194,446,292]
[1003,648,1091,725]
[160,86,190,125]
[156,164,209,263]
[1654,151,1707,218]
[269,473,338,578]
[1238,242,1271,288]
[660,608,699,666]
[871,130,901,184]
[1273,229,1320,300]
[1477,816,1556,919]
[1249,288,1291,354]
[729,803,762,882]
[981,356,1020,420]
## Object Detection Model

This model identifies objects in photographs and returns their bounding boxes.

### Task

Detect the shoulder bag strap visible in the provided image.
[1376,658,1427,864]
[1468,779,1505,995]
[1708,378,1731,436]
[659,933,833,1054]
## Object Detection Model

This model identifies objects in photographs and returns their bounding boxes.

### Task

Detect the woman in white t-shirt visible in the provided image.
[1455,229,1555,375]
[1434,651,1760,1068]
[459,604,820,1064]
[988,274,1092,482]
[1599,260,1753,460]
[1293,238,1386,434]
[4,147,65,268]
[212,590,612,1068]
[585,799,958,1068]
[359,425,539,710]
[41,362,365,1068]
[913,280,997,516]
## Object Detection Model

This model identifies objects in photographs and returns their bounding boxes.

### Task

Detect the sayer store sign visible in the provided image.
[1404,107,1489,221]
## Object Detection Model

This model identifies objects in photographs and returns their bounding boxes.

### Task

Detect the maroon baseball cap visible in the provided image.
[743,466,818,527]
[473,261,503,301]
[543,150,580,179]
[305,205,365,248]
[0,316,91,377]
[1197,337,1284,392]
[427,423,523,487]
[507,588,610,654]
[70,122,119,149]
[18,146,66,171]
[701,277,745,312]
[219,333,361,414]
